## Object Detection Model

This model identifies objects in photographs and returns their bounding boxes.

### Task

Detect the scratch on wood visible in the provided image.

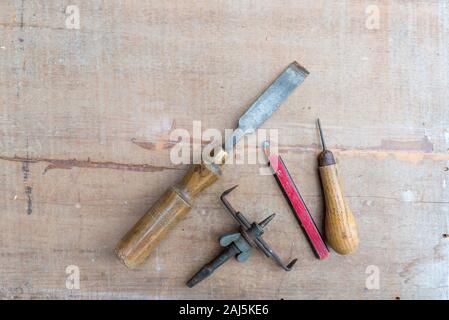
[20,0,24,29]
[0,22,66,31]
[15,0,26,98]
[399,239,448,284]
[131,137,211,152]
[22,161,29,180]
[25,186,32,215]
[22,138,30,181]
[0,155,183,174]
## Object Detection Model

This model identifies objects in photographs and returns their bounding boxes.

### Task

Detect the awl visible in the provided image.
[317,119,359,254]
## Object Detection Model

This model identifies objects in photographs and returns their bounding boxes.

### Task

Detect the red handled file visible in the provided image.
[265,148,329,260]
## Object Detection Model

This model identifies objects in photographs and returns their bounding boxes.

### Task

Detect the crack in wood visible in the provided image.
[0,155,183,174]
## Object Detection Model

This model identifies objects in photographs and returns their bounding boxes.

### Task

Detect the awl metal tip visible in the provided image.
[316,118,327,151]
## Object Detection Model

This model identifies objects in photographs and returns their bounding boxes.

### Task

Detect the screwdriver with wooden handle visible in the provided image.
[316,119,359,254]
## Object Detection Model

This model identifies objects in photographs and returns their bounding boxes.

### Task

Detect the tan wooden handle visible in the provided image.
[115,150,227,268]
[319,164,359,254]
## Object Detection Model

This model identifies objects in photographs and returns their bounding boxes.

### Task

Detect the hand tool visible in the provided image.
[263,141,329,259]
[316,119,359,254]
[187,186,297,287]
[115,62,309,268]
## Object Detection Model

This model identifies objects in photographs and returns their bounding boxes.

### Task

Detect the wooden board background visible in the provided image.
[0,0,448,299]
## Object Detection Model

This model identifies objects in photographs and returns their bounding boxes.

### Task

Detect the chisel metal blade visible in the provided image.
[224,61,309,152]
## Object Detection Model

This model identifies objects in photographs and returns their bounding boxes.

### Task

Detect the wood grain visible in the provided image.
[319,163,359,254]
[0,0,448,299]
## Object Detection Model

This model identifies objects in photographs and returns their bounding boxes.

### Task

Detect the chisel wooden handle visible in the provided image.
[115,150,227,268]
[319,150,359,255]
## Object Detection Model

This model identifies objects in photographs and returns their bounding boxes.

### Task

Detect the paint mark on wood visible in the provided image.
[327,148,447,165]
[379,136,433,152]
[330,136,440,164]
[0,155,183,174]
[131,138,175,152]
[25,186,32,215]
[131,136,443,165]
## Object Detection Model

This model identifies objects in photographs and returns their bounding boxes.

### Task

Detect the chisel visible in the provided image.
[115,62,309,268]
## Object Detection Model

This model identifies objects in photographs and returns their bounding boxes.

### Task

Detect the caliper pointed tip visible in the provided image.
[287,258,298,270]
[222,185,238,197]
[259,213,276,229]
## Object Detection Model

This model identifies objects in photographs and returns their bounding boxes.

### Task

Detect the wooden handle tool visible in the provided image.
[317,119,359,254]
[115,62,309,268]
[115,150,227,268]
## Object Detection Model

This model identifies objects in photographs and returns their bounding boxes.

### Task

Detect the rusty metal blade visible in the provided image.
[224,62,308,152]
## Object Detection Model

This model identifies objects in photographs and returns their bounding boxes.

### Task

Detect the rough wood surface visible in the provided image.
[0,1,448,299]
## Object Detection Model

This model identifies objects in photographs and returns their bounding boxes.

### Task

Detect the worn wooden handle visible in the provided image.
[115,150,227,268]
[319,164,359,254]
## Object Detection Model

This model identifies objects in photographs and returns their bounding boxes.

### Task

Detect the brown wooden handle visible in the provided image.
[319,164,359,254]
[115,150,227,268]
